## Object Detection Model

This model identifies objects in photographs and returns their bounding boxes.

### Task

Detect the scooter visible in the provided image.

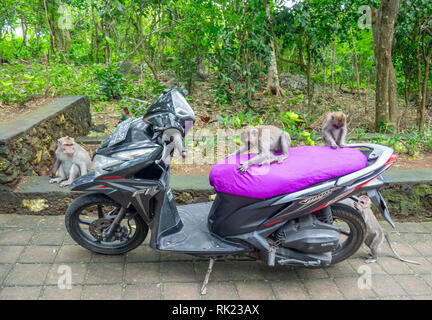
[65,88,397,294]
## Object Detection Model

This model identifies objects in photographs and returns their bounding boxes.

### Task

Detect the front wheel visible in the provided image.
[65,194,148,255]
[328,203,367,265]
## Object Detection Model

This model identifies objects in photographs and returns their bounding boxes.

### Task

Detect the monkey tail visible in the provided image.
[384,233,421,265]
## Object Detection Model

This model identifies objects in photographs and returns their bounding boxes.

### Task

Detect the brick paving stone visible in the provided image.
[124,283,162,300]
[31,230,66,245]
[200,281,238,300]
[0,229,34,245]
[395,222,431,233]
[4,263,51,286]
[324,260,356,278]
[91,252,125,263]
[161,261,196,283]
[194,261,241,282]
[0,286,41,300]
[412,295,432,300]
[55,245,92,263]
[348,257,387,275]
[160,252,196,262]
[400,233,431,244]
[37,216,65,230]
[86,262,124,285]
[124,262,160,284]
[126,245,160,263]
[333,277,377,299]
[295,267,330,280]
[392,275,432,295]
[260,265,298,281]
[270,279,308,300]
[370,274,406,297]
[385,241,421,257]
[82,284,123,300]
[2,215,41,229]
[419,274,432,289]
[0,246,25,263]
[303,278,344,300]
[41,285,82,300]
[19,246,59,263]
[235,280,275,300]
[163,282,200,300]
[228,261,265,281]
[411,242,432,256]
[407,257,432,274]
[421,222,432,232]
[45,263,88,285]
[377,257,415,274]
[0,264,13,284]
[63,233,78,245]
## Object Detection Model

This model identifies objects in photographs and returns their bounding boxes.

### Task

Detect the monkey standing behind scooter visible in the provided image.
[354,195,420,265]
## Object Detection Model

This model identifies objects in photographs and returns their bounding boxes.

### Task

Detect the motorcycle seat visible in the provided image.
[209,145,368,199]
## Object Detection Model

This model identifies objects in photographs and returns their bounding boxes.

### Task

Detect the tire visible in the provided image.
[65,193,148,255]
[329,203,366,265]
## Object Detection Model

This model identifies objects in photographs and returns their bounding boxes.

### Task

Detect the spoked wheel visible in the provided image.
[65,194,148,255]
[328,203,366,265]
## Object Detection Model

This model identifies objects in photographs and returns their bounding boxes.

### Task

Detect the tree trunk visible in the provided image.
[419,47,432,130]
[350,28,361,97]
[331,35,336,98]
[265,0,283,96]
[323,45,330,93]
[370,0,402,131]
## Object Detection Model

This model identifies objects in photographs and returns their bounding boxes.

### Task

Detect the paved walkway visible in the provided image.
[0,214,432,300]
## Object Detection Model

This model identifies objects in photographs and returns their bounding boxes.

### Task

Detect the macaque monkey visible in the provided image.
[354,195,420,265]
[50,136,92,187]
[155,128,186,166]
[234,125,291,174]
[322,111,347,148]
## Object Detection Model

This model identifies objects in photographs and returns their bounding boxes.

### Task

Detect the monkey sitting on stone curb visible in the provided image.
[354,195,420,265]
[233,125,291,174]
[322,111,348,148]
[50,136,92,187]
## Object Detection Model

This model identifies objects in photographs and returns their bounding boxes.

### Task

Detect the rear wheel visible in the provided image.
[328,203,366,265]
[65,194,148,255]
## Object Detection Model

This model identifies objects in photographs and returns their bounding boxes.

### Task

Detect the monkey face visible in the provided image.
[355,195,371,210]
[59,137,75,155]
[331,112,346,128]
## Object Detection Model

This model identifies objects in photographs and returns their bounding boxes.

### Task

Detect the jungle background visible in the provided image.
[1,0,432,173]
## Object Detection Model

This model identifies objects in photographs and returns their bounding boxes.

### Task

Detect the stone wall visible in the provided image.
[0,96,91,188]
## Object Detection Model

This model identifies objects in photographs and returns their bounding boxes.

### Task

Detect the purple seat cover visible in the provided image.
[209,146,367,199]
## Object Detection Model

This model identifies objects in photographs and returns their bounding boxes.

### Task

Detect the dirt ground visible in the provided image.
[0,96,55,124]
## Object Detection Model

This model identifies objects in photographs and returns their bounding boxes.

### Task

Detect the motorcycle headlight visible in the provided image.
[93,155,124,176]
[112,149,154,160]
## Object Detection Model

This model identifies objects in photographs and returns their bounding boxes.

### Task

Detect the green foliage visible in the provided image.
[94,64,126,100]
[279,110,315,146]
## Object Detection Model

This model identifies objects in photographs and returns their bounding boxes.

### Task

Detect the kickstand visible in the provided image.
[200,258,215,295]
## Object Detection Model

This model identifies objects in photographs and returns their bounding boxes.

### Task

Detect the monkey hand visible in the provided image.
[331,143,338,149]
[49,178,61,184]
[339,143,346,148]
[237,163,249,174]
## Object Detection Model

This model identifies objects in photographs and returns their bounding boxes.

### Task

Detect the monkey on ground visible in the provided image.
[322,111,347,148]
[50,136,92,187]
[354,195,420,265]
[233,125,291,174]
